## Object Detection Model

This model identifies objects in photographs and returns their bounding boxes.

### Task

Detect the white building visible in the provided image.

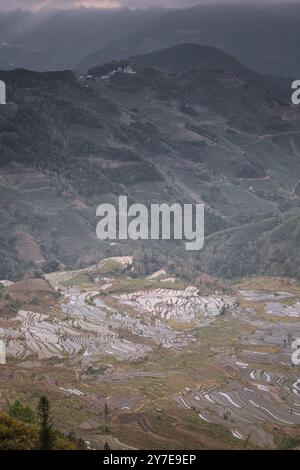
[100,65,137,81]
[124,65,136,75]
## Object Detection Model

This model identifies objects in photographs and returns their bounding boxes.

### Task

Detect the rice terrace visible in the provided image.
[1,257,300,449]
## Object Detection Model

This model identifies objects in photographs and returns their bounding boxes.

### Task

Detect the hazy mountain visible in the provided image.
[0,8,164,71]
[262,2,300,19]
[79,4,300,77]
[1,44,300,280]
[128,43,255,75]
[1,4,300,78]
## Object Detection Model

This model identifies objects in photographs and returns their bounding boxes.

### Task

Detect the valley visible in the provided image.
[0,257,299,449]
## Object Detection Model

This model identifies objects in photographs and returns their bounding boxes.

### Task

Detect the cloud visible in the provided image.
[0,0,299,12]
[0,1,121,11]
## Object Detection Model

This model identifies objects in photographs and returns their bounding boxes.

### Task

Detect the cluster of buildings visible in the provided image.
[100,65,137,81]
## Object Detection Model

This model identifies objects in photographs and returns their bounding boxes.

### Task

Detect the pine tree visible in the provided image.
[37,396,55,450]
[104,401,109,425]
[102,400,110,433]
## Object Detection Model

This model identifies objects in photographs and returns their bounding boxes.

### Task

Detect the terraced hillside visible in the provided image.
[0,258,299,449]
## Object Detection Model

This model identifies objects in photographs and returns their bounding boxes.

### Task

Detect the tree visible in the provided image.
[104,401,109,425]
[102,401,110,433]
[37,396,55,450]
[9,400,35,424]
[43,260,59,274]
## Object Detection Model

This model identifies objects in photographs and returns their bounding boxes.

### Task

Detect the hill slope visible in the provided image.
[1,44,300,279]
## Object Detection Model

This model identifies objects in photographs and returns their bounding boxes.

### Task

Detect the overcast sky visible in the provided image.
[0,0,299,12]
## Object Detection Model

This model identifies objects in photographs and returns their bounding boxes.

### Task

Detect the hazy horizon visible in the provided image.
[1,0,300,13]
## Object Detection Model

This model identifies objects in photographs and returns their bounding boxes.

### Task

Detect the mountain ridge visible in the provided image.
[78,4,300,77]
[0,44,300,280]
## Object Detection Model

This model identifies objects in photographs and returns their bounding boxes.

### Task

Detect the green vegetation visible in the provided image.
[0,397,80,450]
[62,274,92,288]
[9,400,35,424]
[100,259,124,274]
[274,433,300,450]
[0,411,37,450]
